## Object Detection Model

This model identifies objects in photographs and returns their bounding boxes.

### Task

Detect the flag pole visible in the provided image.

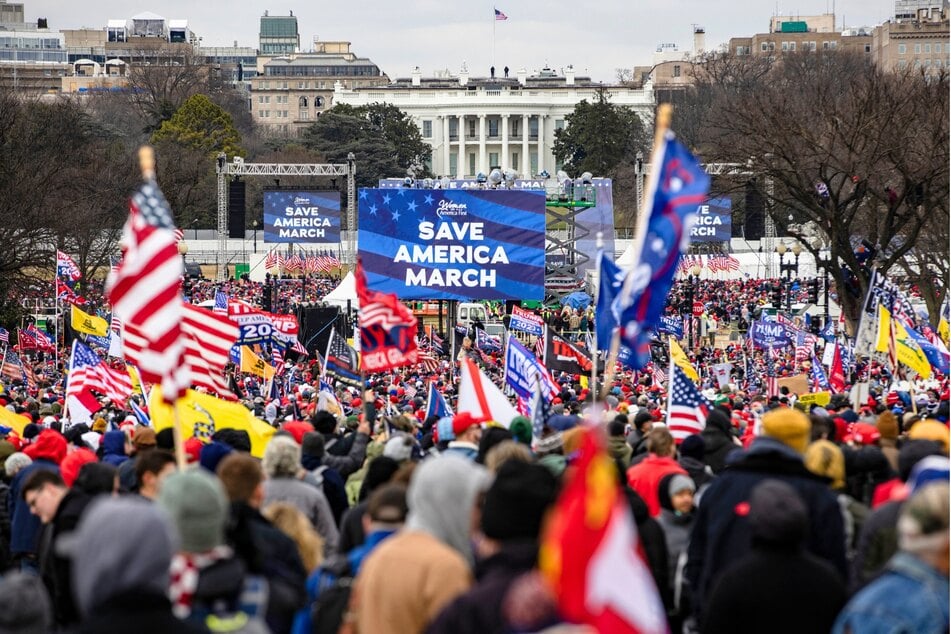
[600,103,673,399]
[590,234,603,409]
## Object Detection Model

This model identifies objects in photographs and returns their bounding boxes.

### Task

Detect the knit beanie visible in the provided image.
[679,434,705,461]
[804,440,846,490]
[301,431,325,459]
[199,441,234,474]
[481,459,559,541]
[898,440,945,482]
[908,420,950,453]
[761,408,811,454]
[667,473,696,499]
[0,572,51,633]
[383,435,414,463]
[158,469,229,553]
[509,416,533,445]
[749,479,808,547]
[876,411,900,440]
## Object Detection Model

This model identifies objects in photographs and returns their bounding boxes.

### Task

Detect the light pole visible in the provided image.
[689,264,702,350]
[252,220,258,254]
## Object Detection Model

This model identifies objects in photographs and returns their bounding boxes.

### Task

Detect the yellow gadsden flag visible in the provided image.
[240,346,275,380]
[70,305,109,338]
[150,387,275,458]
[0,406,30,437]
[669,338,699,382]
[875,305,932,379]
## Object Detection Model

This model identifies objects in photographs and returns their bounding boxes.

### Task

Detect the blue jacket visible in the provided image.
[833,552,950,634]
[9,460,59,555]
[685,438,847,616]
[100,431,129,467]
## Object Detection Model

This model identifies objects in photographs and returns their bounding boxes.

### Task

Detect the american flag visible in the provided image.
[707,255,720,273]
[417,351,440,373]
[1,348,23,382]
[725,254,741,271]
[666,364,711,441]
[67,340,134,407]
[534,333,545,360]
[292,338,308,357]
[106,177,188,402]
[327,250,340,269]
[173,228,184,243]
[494,7,508,20]
[0,327,8,344]
[25,327,54,352]
[264,248,278,271]
[284,253,302,273]
[651,365,667,386]
[271,344,285,376]
[764,359,779,398]
[213,291,229,315]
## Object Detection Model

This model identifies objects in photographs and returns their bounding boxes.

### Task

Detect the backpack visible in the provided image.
[310,465,350,525]
[310,558,353,634]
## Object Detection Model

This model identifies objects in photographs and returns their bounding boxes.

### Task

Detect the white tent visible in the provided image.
[323,272,357,310]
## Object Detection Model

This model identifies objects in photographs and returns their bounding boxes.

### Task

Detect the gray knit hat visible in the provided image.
[158,469,229,553]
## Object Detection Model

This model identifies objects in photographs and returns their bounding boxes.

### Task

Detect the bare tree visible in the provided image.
[680,50,949,327]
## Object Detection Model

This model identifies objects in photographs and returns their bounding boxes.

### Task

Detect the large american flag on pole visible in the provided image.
[106,175,189,402]
[666,364,711,441]
[67,340,134,409]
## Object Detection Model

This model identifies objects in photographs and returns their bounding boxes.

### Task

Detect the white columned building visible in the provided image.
[334,66,655,178]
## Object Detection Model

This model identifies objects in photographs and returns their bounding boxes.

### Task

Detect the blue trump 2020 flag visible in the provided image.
[612,132,710,368]
[425,381,453,419]
[595,249,625,346]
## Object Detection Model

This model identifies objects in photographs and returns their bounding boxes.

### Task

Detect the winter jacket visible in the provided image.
[685,438,848,617]
[320,432,369,480]
[700,409,740,474]
[9,459,59,556]
[850,499,902,593]
[263,477,339,556]
[100,431,129,467]
[226,502,307,634]
[702,545,847,634]
[426,541,539,634]
[39,489,91,627]
[607,436,633,467]
[626,455,688,517]
[66,590,210,634]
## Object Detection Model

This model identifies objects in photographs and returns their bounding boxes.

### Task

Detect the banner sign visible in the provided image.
[509,306,545,336]
[749,319,791,348]
[504,336,550,400]
[263,190,341,244]
[358,188,546,301]
[690,197,732,242]
[658,315,684,339]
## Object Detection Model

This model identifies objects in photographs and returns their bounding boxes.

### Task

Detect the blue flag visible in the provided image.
[903,321,950,376]
[504,335,552,401]
[475,327,501,353]
[613,133,710,368]
[425,381,453,419]
[810,355,830,390]
[595,249,625,346]
[658,315,684,339]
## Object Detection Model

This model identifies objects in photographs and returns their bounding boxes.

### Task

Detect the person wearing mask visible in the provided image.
[834,482,950,633]
[350,455,491,634]
[701,480,847,634]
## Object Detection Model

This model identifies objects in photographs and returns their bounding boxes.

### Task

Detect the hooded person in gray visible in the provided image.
[57,497,209,634]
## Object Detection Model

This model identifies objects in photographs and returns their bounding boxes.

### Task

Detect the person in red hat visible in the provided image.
[444,413,485,461]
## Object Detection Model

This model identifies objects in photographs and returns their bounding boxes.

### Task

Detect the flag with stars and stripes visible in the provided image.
[213,291,228,315]
[666,364,711,442]
[0,328,8,344]
[66,340,134,412]
[107,178,188,402]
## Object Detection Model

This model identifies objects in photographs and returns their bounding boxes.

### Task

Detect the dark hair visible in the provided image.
[367,483,408,524]
[607,421,626,437]
[135,449,176,484]
[22,469,65,499]
[73,463,117,497]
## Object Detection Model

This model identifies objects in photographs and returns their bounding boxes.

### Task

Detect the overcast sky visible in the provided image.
[26,0,895,82]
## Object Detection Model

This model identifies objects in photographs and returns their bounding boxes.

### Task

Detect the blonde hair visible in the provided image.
[484,440,532,473]
[263,501,325,572]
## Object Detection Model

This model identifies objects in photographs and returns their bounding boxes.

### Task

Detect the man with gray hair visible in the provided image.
[833,481,950,633]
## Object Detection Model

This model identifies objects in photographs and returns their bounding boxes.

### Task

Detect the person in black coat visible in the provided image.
[686,408,847,620]
[701,480,847,634]
[700,407,740,474]
[427,460,560,634]
[217,453,307,634]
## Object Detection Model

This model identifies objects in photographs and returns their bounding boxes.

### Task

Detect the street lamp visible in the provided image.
[252,220,258,254]
[689,264,702,350]
[178,241,189,283]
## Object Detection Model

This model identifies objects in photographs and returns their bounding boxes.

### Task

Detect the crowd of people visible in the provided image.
[0,272,946,633]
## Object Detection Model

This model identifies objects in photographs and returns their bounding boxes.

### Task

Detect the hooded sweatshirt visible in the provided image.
[100,431,129,467]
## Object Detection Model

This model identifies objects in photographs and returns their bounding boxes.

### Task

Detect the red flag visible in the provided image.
[106,179,188,402]
[540,427,668,633]
[829,343,846,393]
[355,259,418,373]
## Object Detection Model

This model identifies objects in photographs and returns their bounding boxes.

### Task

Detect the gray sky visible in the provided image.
[27,0,895,82]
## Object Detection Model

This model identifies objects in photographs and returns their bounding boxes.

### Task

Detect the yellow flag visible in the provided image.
[939,317,949,347]
[669,338,699,382]
[149,387,275,458]
[70,305,109,338]
[126,364,144,395]
[874,304,892,354]
[0,407,29,437]
[895,320,932,379]
[240,346,275,380]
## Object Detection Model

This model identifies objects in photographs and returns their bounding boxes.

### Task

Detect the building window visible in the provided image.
[554,119,564,130]
[761,42,769,52]
[258,95,265,104]
[468,153,476,176]
[924,43,931,54]
[299,110,309,120]
[530,151,538,176]
[258,110,266,118]
[298,81,306,89]
[529,117,539,140]
[935,43,941,53]
[915,43,922,54]
[488,118,499,138]
[897,59,907,70]
[489,152,499,168]
[781,41,789,51]
[510,119,520,137]
[511,152,519,169]
[823,41,836,50]
[449,119,458,140]
[315,96,324,107]
[807,41,816,51]
[673,64,681,77]
[865,44,871,53]
[449,153,458,176]
[299,96,308,107]
[468,120,476,139]
[422,120,432,138]
[898,43,906,54]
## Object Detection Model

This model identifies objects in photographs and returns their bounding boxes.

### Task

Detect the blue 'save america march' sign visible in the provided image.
[264,190,341,243]
[358,188,546,300]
